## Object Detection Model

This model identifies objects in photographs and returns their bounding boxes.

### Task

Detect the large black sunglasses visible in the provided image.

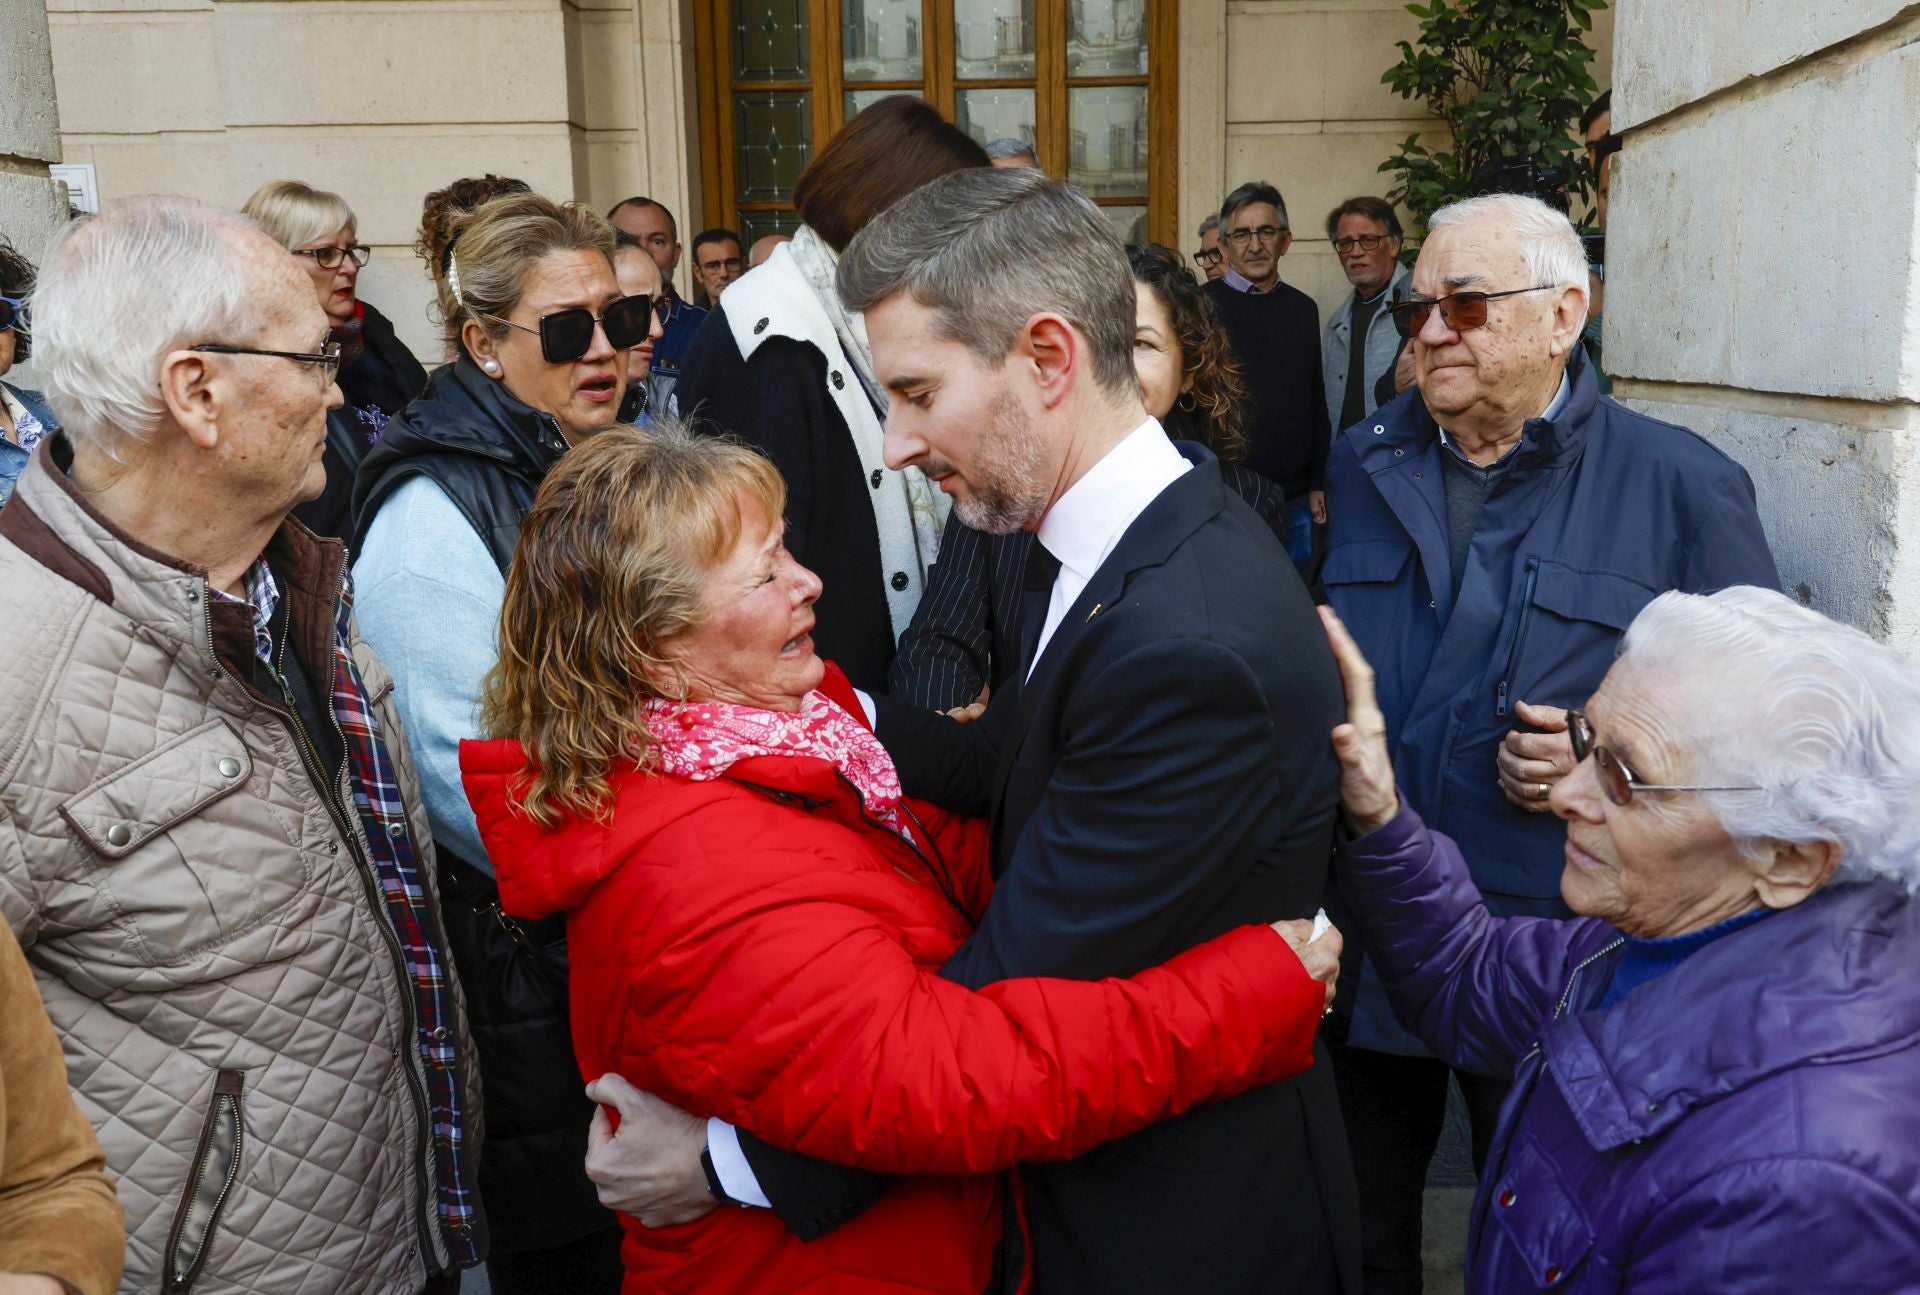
[0,296,21,334]
[1567,709,1759,807]
[487,295,653,365]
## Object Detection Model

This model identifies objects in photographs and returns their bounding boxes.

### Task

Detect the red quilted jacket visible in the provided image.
[460,668,1324,1294]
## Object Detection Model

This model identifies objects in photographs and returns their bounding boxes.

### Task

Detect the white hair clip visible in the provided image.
[447,249,465,307]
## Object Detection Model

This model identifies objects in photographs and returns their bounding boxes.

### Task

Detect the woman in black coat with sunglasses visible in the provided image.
[350,191,656,1295]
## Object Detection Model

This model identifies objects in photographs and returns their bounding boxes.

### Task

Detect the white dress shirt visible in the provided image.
[1027,417,1192,678]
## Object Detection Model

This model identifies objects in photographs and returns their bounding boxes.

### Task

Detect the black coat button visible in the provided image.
[831,370,846,390]
[753,317,770,334]
[890,571,909,591]
[870,469,883,488]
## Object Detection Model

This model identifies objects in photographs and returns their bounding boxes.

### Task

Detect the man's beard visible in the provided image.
[941,388,1049,535]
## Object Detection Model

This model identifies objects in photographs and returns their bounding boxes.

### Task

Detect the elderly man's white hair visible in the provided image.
[1618,586,1920,891]
[1427,193,1590,330]
[32,194,260,462]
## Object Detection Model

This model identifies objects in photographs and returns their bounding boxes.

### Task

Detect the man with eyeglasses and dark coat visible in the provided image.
[1204,180,1330,575]
[1315,191,1780,1295]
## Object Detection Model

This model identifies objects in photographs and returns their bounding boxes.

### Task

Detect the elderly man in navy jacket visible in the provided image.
[1317,192,1778,1295]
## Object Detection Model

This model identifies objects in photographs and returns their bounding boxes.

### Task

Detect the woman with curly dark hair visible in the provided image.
[887,243,1289,711]
[1125,241,1254,460]
[0,232,57,509]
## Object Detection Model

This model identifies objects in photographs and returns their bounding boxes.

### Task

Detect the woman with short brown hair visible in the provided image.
[675,96,991,692]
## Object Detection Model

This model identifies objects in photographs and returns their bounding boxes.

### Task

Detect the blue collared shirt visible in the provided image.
[1220,266,1273,295]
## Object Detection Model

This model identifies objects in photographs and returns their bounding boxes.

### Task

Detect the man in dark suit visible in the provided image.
[580,168,1360,1294]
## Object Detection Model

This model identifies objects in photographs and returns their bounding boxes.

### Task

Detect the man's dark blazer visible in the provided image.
[743,443,1362,1294]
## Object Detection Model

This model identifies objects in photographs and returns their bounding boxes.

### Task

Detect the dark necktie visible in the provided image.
[1017,538,1063,679]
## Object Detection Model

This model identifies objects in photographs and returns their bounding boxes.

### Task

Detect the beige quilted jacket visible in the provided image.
[0,451,483,1294]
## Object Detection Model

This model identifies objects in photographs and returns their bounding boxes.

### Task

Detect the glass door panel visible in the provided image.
[954,0,1037,79]
[843,0,924,83]
[1066,0,1148,76]
[733,0,811,80]
[1067,85,1148,198]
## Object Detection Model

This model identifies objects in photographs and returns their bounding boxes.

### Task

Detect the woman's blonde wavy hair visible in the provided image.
[480,422,787,825]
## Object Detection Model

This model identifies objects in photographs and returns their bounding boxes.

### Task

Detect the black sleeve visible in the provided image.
[1222,462,1291,548]
[735,1130,895,1240]
[887,520,996,710]
[1374,339,1407,410]
[678,312,825,570]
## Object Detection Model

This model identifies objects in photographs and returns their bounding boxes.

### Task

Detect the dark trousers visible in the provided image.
[1327,1039,1508,1295]
[485,1224,625,1294]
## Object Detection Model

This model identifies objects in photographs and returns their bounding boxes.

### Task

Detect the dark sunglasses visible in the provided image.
[1389,284,1558,339]
[1567,709,1759,807]
[0,296,20,333]
[488,294,653,364]
[1192,248,1222,267]
[293,244,372,270]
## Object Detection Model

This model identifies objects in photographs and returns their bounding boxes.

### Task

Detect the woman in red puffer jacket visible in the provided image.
[461,427,1336,1294]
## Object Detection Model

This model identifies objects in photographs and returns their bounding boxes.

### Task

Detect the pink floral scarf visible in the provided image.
[645,690,911,839]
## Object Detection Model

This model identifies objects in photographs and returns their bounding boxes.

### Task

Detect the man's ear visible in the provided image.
[1277,230,1294,258]
[1020,312,1079,411]
[158,349,223,451]
[1546,283,1590,359]
[1751,837,1841,912]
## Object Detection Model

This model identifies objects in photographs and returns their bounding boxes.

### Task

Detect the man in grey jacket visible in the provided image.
[1321,196,1412,437]
[0,196,482,1295]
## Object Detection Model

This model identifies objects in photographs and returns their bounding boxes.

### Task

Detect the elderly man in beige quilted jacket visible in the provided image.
[0,196,484,1295]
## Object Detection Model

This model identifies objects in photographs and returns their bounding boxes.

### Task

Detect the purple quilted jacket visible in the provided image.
[1339,806,1920,1293]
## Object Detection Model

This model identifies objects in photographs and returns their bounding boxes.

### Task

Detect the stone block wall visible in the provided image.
[44,0,700,361]
[0,0,70,387]
[1607,1,1920,648]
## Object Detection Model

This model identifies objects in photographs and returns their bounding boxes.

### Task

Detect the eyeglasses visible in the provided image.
[1226,225,1284,247]
[699,256,743,275]
[190,339,343,384]
[487,294,654,365]
[0,296,20,334]
[292,245,371,270]
[1567,709,1759,807]
[1332,234,1394,253]
[1388,285,1559,339]
[1192,248,1222,268]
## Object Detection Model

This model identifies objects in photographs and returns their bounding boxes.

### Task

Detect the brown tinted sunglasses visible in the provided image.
[1389,285,1558,338]
[1567,709,1759,806]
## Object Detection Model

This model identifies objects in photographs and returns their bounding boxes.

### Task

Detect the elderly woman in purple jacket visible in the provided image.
[1321,586,1920,1293]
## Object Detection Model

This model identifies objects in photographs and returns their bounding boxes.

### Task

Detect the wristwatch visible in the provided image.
[699,1142,739,1206]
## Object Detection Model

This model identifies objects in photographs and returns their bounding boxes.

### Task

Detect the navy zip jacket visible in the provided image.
[1319,345,1780,1054]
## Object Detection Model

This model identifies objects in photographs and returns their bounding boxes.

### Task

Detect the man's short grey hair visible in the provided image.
[32,195,257,461]
[1198,214,1221,238]
[983,137,1038,163]
[1428,193,1590,328]
[837,167,1137,398]
[1617,586,1920,891]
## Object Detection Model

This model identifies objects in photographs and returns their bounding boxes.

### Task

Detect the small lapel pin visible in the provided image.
[1085,602,1103,623]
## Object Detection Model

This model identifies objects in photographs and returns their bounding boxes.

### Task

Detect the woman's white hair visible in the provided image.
[31,195,256,461]
[1617,586,1920,891]
[1427,193,1590,329]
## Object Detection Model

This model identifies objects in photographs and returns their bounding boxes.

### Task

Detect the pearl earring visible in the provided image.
[482,360,499,374]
